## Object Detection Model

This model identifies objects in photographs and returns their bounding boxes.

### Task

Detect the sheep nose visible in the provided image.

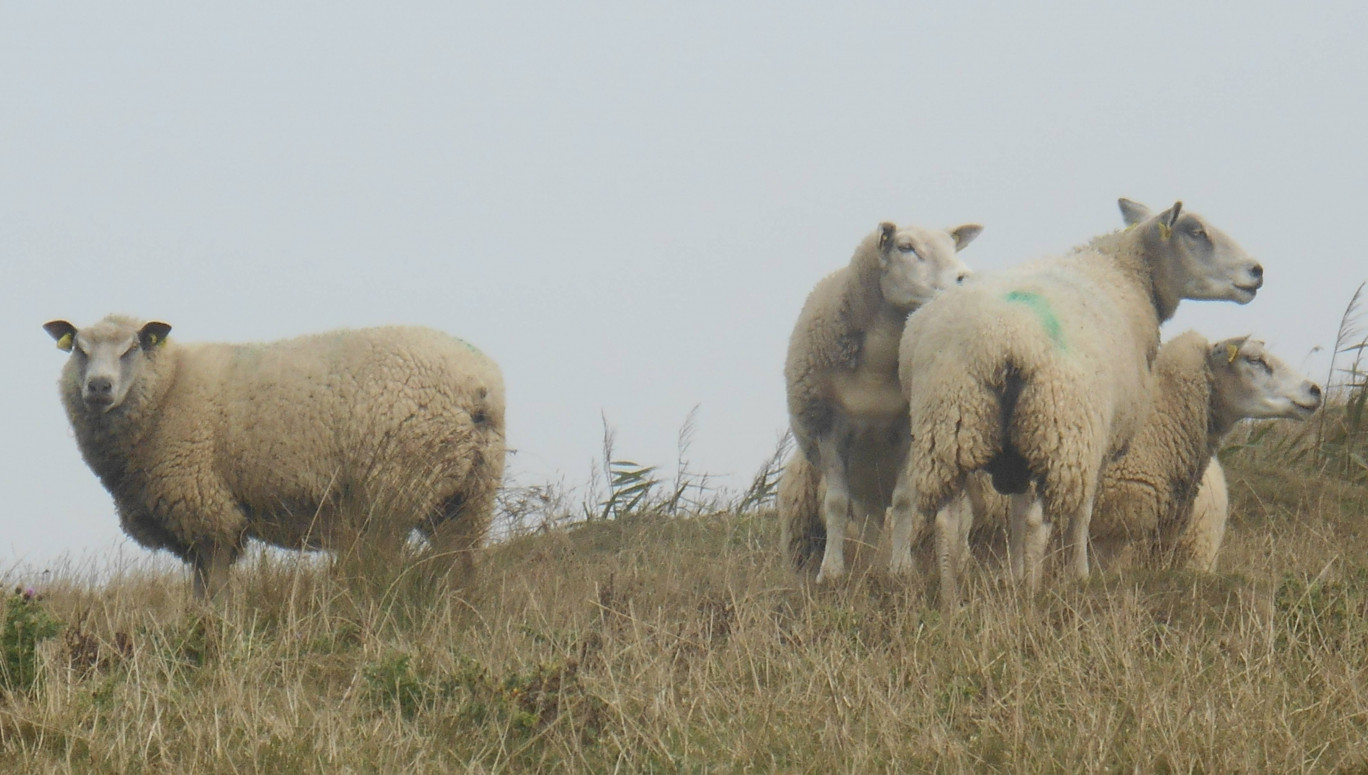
[86,377,112,396]
[1309,383,1322,402]
[1250,264,1264,283]
[956,271,969,284]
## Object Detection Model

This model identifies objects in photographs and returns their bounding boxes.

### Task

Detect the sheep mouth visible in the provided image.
[82,395,117,412]
[1290,400,1320,417]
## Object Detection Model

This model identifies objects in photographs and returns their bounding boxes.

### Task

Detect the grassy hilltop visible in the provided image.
[1,430,1366,772]
[3,296,1366,773]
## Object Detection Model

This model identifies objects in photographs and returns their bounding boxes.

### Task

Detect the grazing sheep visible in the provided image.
[44,315,505,598]
[782,220,981,582]
[888,199,1264,609]
[965,334,1320,574]
[1089,333,1320,570]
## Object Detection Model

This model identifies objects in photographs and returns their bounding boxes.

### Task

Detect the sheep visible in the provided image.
[43,315,506,599]
[782,220,981,582]
[887,199,1264,609]
[964,333,1321,574]
[1088,332,1321,570]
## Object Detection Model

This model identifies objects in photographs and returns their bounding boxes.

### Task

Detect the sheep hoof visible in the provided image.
[815,564,846,585]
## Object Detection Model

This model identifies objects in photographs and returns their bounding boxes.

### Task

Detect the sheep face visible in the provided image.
[44,317,172,414]
[1210,336,1323,421]
[875,222,979,311]
[1119,199,1264,305]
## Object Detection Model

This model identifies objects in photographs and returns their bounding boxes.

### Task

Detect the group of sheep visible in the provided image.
[41,197,1321,606]
[781,199,1323,609]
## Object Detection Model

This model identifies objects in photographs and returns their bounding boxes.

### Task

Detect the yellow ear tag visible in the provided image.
[56,333,73,352]
[148,334,160,347]
[1158,222,1173,240]
[1225,343,1239,364]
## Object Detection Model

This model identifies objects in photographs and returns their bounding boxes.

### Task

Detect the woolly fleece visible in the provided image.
[48,315,505,597]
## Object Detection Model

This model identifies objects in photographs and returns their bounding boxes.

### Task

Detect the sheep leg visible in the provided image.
[816,435,852,584]
[934,493,970,612]
[190,543,236,600]
[850,500,882,572]
[1020,498,1051,596]
[1006,493,1036,582]
[886,465,918,576]
[1065,497,1095,581]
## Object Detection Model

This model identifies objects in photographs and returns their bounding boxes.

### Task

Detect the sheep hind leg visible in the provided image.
[190,542,239,601]
[1014,496,1050,597]
[423,489,493,583]
[1065,496,1095,581]
[934,492,972,613]
[1006,493,1036,583]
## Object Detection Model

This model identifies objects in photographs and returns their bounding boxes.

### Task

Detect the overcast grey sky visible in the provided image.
[3,2,1364,572]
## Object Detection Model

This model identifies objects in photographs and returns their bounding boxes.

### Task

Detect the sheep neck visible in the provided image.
[1087,228,1180,322]
[844,241,911,332]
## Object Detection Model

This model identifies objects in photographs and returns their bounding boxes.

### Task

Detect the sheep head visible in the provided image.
[45,316,172,414]
[1118,198,1264,313]
[875,222,980,311]
[1209,336,1322,426]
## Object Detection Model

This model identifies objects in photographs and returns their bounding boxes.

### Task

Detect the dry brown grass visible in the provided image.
[3,451,1368,773]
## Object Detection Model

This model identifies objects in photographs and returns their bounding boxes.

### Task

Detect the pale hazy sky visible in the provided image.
[3,3,1365,572]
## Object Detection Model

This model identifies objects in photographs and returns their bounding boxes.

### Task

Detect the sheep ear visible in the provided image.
[1118,198,1151,226]
[44,320,77,352]
[139,321,172,350]
[1159,201,1183,238]
[1213,335,1250,365]
[949,224,983,251]
[877,222,897,253]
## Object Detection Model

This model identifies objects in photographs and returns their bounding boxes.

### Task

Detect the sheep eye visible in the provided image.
[897,243,918,255]
[1188,226,1207,239]
[1247,356,1271,373]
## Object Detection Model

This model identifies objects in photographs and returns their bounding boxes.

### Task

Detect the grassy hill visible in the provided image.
[2,440,1367,772]
[5,290,1366,772]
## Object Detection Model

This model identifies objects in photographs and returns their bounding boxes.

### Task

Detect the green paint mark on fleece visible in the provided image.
[1005,291,1065,349]
[445,333,483,356]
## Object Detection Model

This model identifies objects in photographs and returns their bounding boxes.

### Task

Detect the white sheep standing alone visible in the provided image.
[965,332,1321,573]
[44,315,506,598]
[782,220,981,582]
[888,199,1265,609]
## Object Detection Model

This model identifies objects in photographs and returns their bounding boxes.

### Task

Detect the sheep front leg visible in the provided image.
[886,465,918,576]
[816,436,852,584]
